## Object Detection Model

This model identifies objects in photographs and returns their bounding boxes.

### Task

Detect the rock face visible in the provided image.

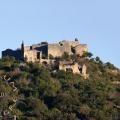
[2,39,88,63]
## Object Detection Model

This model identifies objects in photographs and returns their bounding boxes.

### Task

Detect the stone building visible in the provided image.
[59,61,80,74]
[59,61,89,79]
[2,39,88,63]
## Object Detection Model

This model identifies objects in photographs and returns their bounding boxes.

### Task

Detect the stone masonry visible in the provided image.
[2,39,88,63]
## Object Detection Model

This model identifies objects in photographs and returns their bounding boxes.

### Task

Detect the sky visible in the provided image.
[0,0,120,68]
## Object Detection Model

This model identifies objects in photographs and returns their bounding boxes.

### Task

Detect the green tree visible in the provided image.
[82,52,93,58]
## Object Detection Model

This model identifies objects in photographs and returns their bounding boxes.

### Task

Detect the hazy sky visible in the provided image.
[0,0,120,68]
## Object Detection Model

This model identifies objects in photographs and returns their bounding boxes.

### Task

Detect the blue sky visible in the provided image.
[0,0,120,68]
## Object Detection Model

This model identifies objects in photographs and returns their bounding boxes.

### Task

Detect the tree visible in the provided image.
[0,55,119,120]
[82,52,93,58]
[95,56,103,64]
[105,62,116,69]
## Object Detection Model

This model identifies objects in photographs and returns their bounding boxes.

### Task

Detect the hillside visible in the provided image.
[0,55,120,120]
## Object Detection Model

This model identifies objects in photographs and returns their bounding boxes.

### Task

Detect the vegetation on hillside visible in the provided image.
[0,55,120,120]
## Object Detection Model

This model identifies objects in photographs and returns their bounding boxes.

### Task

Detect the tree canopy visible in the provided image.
[0,56,120,120]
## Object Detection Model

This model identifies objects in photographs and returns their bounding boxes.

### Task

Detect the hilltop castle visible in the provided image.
[2,39,89,78]
[2,39,88,63]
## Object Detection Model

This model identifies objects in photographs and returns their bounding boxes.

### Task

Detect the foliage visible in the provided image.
[82,52,93,58]
[0,56,120,120]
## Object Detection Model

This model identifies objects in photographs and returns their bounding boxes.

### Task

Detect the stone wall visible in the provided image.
[24,50,38,62]
[34,44,48,57]
[48,44,63,57]
[59,62,81,74]
[64,40,80,47]
[2,40,88,62]
[48,43,72,57]
[74,44,88,56]
[59,61,89,79]
[48,40,87,57]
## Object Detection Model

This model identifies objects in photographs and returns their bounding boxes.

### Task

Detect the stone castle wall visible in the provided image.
[24,50,38,62]
[48,40,81,57]
[74,44,88,56]
[48,43,71,57]
[2,39,88,62]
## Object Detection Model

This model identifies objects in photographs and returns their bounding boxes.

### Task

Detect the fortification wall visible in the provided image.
[32,44,41,49]
[34,45,48,57]
[74,44,88,56]
[48,44,63,57]
[48,42,72,57]
[2,40,88,62]
[64,41,80,47]
[48,41,87,57]
[24,50,37,62]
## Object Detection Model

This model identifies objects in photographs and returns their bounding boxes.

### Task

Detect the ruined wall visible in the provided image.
[74,44,88,56]
[65,40,80,47]
[72,63,80,74]
[82,64,87,75]
[59,62,80,74]
[48,44,62,57]
[34,44,48,57]
[48,40,87,57]
[48,42,72,57]
[24,50,38,62]
[32,44,41,49]
[81,64,89,79]
[2,40,88,62]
